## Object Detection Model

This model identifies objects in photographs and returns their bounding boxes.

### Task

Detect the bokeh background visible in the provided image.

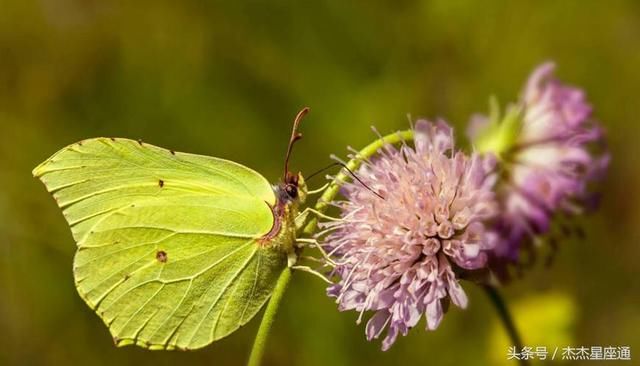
[1,1,639,365]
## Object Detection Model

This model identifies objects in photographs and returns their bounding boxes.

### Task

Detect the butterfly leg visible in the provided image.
[306,182,330,195]
[295,207,344,265]
[294,208,311,231]
[295,207,342,231]
[300,255,333,266]
[291,265,333,284]
[296,238,336,266]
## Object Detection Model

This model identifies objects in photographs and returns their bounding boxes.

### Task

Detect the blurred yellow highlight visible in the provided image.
[490,293,576,365]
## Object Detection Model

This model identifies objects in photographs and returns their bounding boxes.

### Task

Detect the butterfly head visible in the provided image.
[280,171,307,204]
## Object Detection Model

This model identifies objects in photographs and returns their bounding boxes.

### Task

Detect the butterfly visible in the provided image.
[33,108,312,350]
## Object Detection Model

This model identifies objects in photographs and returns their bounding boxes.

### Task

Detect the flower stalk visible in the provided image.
[483,285,530,366]
[303,129,414,235]
[247,268,292,366]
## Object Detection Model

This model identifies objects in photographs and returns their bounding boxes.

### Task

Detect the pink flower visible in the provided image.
[469,62,609,272]
[515,62,608,214]
[319,120,498,350]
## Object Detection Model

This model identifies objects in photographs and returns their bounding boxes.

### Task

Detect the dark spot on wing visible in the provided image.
[156,250,167,263]
[110,137,116,141]
[138,139,144,146]
[159,179,164,188]
[170,149,176,155]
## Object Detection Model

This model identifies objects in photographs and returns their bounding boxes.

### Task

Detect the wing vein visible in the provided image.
[186,245,257,346]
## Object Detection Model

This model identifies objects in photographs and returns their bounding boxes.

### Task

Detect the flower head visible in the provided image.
[318,120,497,350]
[469,62,609,268]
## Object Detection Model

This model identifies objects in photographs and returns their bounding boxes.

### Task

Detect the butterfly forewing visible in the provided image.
[33,138,287,350]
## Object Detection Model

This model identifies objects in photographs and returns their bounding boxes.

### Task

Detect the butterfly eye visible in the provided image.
[285,184,298,199]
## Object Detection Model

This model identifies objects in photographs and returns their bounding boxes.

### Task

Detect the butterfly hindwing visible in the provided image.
[33,138,287,350]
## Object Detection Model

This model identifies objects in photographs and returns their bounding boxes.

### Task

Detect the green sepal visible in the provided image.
[473,96,524,159]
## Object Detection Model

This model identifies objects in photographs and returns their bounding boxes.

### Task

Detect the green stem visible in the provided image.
[483,285,529,366]
[303,129,414,235]
[247,268,292,366]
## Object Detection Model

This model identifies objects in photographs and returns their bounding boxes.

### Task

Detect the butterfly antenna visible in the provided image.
[284,107,309,180]
[307,161,385,200]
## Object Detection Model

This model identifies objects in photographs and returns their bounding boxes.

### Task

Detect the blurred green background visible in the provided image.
[1,1,639,365]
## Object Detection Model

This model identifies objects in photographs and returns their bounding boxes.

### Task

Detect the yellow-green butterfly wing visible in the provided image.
[33,138,289,350]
